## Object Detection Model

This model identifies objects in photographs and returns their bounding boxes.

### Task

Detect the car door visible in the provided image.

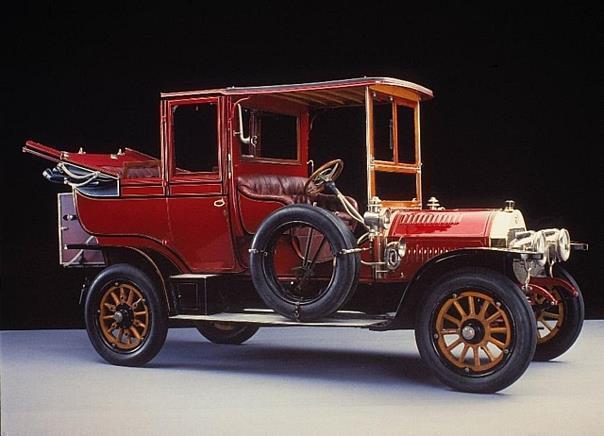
[165,97,237,272]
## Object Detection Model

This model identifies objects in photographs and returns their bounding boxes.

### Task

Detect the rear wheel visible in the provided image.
[84,264,168,366]
[194,322,259,344]
[415,268,537,393]
[532,266,584,361]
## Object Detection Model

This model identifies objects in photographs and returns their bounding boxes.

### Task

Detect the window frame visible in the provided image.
[238,103,302,165]
[167,96,222,182]
[366,88,422,208]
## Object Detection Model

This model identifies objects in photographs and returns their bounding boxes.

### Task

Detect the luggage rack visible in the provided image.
[171,308,394,328]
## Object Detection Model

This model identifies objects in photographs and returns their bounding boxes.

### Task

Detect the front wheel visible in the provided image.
[84,264,168,366]
[415,268,537,393]
[532,265,585,361]
[194,322,259,344]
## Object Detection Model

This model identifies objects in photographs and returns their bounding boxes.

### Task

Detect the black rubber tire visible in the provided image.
[250,204,360,321]
[533,265,585,361]
[415,267,537,393]
[84,263,168,366]
[194,322,259,344]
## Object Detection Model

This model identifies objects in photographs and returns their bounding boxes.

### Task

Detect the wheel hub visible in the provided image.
[113,304,134,328]
[461,325,476,341]
[460,320,484,344]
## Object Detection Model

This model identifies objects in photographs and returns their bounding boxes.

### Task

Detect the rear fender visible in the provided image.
[101,247,180,314]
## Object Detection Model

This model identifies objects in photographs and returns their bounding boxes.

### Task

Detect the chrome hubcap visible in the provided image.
[462,325,476,341]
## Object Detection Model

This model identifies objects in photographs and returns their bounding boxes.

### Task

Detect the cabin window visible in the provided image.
[372,96,416,164]
[397,105,415,164]
[241,109,298,161]
[172,102,219,173]
[373,101,393,162]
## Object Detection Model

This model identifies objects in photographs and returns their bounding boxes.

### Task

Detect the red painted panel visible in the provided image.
[75,191,171,242]
[389,209,495,238]
[237,195,284,234]
[121,184,165,197]
[166,196,238,272]
[169,183,222,196]
[95,235,189,272]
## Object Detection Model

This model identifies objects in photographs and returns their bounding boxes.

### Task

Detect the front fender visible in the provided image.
[372,247,541,330]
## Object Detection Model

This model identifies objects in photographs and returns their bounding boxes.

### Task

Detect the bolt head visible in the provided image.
[503,349,509,355]
[452,293,458,299]
[495,301,502,307]
[433,333,439,339]
[464,367,470,373]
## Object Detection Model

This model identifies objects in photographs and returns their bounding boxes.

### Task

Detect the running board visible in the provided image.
[171,309,393,328]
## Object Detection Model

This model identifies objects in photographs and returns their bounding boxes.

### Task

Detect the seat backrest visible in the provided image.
[237,174,311,205]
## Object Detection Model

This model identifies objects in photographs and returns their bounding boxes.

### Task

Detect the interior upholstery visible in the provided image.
[123,160,161,179]
[237,174,358,226]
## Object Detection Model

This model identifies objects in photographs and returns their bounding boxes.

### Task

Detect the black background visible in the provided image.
[3,4,602,328]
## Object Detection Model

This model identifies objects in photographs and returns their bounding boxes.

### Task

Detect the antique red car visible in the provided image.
[24,77,587,393]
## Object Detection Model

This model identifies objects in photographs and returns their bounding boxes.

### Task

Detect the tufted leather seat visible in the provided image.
[237,174,359,227]
[123,160,161,179]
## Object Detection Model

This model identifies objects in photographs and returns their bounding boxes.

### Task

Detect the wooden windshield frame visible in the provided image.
[365,85,422,209]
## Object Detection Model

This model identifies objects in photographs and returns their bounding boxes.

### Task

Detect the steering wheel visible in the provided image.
[304,159,344,196]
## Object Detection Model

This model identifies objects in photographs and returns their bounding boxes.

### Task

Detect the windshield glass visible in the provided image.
[370,93,420,206]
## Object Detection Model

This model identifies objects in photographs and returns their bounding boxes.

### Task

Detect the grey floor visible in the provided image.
[1,321,603,436]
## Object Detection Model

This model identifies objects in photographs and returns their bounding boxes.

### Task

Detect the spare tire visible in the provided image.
[250,204,360,321]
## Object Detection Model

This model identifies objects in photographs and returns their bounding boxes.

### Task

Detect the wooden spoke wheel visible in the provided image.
[85,264,167,366]
[98,283,150,351]
[434,291,512,374]
[531,265,585,361]
[533,289,565,345]
[415,268,536,393]
[194,322,259,345]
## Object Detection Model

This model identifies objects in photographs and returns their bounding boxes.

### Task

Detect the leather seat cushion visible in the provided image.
[237,174,359,227]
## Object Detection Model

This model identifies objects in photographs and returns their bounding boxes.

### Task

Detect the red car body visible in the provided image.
[24,77,587,393]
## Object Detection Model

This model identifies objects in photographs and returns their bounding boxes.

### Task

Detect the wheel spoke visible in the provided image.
[117,329,124,344]
[478,300,490,320]
[301,227,315,268]
[481,345,495,362]
[468,296,476,315]
[110,291,120,305]
[446,338,463,351]
[541,320,554,332]
[473,346,481,369]
[453,300,466,318]
[440,328,459,335]
[459,344,470,363]
[129,326,141,339]
[103,303,116,312]
[489,327,509,334]
[133,311,147,317]
[101,315,115,321]
[126,288,134,305]
[486,311,501,323]
[310,236,328,266]
[542,311,560,320]
[489,337,506,350]
[443,314,462,326]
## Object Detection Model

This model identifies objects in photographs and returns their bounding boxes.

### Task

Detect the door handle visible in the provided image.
[213,199,226,207]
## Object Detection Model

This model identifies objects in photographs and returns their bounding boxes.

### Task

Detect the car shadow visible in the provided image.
[149,337,442,390]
